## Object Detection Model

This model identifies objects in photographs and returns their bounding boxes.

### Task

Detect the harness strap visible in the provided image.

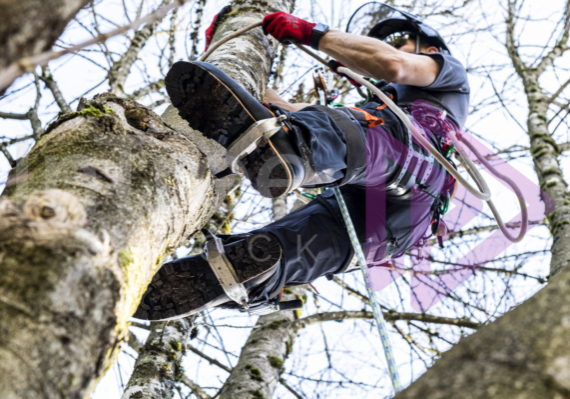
[310,105,367,186]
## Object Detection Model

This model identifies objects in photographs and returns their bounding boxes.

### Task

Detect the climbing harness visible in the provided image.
[199,17,530,395]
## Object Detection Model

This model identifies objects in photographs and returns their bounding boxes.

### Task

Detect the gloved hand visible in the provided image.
[205,5,233,51]
[262,12,316,45]
[328,60,362,88]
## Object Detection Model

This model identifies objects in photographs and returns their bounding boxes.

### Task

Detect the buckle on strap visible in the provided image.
[204,231,249,308]
[242,298,304,316]
[226,115,287,173]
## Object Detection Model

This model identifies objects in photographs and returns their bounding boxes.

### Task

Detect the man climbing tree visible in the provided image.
[135,4,470,321]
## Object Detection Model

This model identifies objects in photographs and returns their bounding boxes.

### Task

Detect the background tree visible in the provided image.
[0,0,569,398]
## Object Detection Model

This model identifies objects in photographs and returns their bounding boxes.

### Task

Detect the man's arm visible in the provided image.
[262,12,441,87]
[264,88,312,113]
[318,30,441,87]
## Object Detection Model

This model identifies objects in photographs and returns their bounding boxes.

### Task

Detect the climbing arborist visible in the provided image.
[134,3,470,321]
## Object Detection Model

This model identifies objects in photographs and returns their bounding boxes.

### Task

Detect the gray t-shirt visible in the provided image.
[390,52,470,127]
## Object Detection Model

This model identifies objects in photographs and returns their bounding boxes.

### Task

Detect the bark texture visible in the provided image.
[395,261,570,399]
[218,286,307,399]
[0,0,293,397]
[0,95,214,399]
[218,198,304,399]
[122,319,192,399]
[0,0,90,85]
[506,1,570,276]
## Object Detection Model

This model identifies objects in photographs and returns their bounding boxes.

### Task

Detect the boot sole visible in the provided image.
[165,61,293,198]
[133,234,282,321]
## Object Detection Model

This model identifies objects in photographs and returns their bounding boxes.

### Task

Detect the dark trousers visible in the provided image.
[236,103,449,304]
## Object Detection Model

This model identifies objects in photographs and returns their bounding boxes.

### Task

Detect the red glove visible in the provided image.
[205,6,232,51]
[328,60,362,88]
[262,12,316,45]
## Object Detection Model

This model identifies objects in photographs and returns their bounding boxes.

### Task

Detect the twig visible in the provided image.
[0,0,193,91]
[28,73,44,139]
[187,344,232,373]
[189,0,206,61]
[180,376,212,399]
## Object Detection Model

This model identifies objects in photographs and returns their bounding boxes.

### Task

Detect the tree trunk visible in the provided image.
[217,286,307,399]
[0,0,293,397]
[0,0,91,89]
[394,260,570,399]
[217,198,305,399]
[121,319,192,399]
[505,1,570,277]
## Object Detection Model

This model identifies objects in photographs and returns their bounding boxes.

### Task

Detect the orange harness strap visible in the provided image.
[348,107,385,127]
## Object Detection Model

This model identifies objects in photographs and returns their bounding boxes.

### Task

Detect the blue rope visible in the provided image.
[333,188,403,394]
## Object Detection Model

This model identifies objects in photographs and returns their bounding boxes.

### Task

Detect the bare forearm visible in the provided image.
[264,88,312,112]
[318,30,440,87]
[318,30,400,81]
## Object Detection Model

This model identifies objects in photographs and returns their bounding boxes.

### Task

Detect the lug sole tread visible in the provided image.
[133,234,281,321]
[165,61,290,197]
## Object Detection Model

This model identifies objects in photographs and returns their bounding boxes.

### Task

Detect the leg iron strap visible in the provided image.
[204,230,250,309]
[226,115,287,173]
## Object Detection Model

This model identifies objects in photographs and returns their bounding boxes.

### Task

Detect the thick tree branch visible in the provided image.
[122,319,192,399]
[395,261,570,398]
[0,0,92,92]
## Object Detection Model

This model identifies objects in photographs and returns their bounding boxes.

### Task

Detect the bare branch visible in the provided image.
[28,73,44,139]
[187,344,232,373]
[0,141,15,167]
[0,0,192,92]
[535,0,570,75]
[278,378,304,399]
[505,0,527,78]
[331,276,370,305]
[168,9,178,68]
[547,76,570,104]
[40,66,72,114]
[189,0,206,61]
[108,0,174,97]
[0,111,28,120]
[180,376,213,399]
[291,310,481,330]
[129,79,165,100]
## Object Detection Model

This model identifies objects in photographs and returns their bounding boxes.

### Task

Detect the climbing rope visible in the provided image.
[333,189,403,393]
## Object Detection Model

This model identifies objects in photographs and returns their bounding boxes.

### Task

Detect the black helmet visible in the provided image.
[346,2,450,54]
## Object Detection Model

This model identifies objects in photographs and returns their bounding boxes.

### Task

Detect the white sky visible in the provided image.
[0,0,568,398]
